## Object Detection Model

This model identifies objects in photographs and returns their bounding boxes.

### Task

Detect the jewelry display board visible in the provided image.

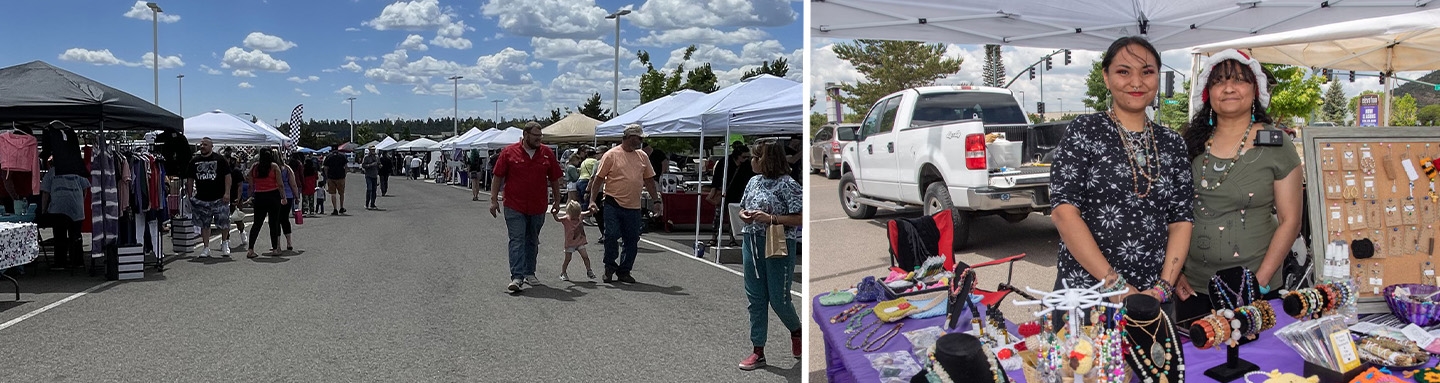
[1303,127,1440,314]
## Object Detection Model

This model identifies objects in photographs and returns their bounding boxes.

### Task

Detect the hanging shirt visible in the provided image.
[41,172,90,222]
[0,131,39,193]
[40,126,86,177]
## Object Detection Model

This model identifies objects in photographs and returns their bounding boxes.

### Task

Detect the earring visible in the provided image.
[1209,110,1215,126]
[1251,104,1258,123]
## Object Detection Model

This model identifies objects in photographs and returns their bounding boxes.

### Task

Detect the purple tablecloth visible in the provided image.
[814,297,1432,383]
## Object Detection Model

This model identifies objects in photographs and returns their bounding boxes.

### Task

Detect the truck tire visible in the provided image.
[824,156,840,179]
[839,173,876,219]
[923,182,971,251]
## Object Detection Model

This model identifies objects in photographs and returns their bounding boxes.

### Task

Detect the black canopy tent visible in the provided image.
[0,60,182,131]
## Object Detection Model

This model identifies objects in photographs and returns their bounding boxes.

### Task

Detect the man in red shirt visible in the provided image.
[490,122,564,292]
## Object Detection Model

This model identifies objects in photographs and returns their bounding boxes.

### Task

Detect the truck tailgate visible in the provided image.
[988,166,1049,189]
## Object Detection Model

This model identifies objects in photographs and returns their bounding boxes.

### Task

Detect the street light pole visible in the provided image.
[491,99,503,129]
[606,9,631,118]
[1056,97,1063,114]
[620,88,640,112]
[448,75,463,137]
[346,97,357,144]
[147,2,163,105]
[1017,91,1025,113]
[176,74,184,115]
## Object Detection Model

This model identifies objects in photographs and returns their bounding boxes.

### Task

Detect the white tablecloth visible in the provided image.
[0,222,39,269]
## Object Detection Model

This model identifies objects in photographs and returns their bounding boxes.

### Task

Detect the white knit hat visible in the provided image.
[1190,49,1270,114]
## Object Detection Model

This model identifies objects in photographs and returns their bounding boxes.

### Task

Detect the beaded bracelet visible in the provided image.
[1207,314,1233,347]
[1195,317,1217,349]
[1152,279,1175,303]
[1287,290,1308,319]
[1253,300,1276,330]
[1101,273,1128,293]
[1320,284,1340,313]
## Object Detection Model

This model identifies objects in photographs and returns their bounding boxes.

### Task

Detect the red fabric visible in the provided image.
[149,159,161,209]
[301,175,318,195]
[250,166,280,192]
[492,143,562,215]
[0,170,34,197]
[0,132,39,193]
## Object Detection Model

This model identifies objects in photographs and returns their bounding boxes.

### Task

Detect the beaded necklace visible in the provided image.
[1199,119,1256,190]
[1123,311,1184,383]
[1210,270,1255,310]
[861,323,904,352]
[844,318,881,350]
[1107,110,1159,198]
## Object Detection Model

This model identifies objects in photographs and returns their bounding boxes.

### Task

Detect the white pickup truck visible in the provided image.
[838,85,1065,250]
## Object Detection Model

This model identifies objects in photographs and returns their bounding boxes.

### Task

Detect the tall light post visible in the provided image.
[1056,97,1063,114]
[606,9,631,119]
[448,75,463,137]
[176,74,184,115]
[1017,90,1025,113]
[147,2,163,105]
[346,97,357,144]
[491,99,503,129]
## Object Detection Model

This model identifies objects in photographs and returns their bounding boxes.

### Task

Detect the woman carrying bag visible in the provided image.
[244,149,285,258]
[735,139,803,371]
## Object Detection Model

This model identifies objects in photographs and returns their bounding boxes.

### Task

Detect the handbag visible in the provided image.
[229,208,245,224]
[293,205,303,225]
[764,223,788,258]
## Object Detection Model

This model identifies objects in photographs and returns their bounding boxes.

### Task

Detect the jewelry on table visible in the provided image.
[1124,310,1184,383]
[860,322,904,352]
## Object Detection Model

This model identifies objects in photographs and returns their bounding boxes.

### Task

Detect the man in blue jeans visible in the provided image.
[361,148,381,210]
[588,125,659,283]
[489,122,563,292]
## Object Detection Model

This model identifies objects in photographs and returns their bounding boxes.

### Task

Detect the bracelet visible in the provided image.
[1151,279,1175,303]
[1288,290,1308,319]
[1195,318,1217,349]
[1101,273,1127,293]
[1259,285,1271,295]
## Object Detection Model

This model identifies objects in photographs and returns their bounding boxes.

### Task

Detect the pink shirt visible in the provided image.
[560,215,586,248]
[0,132,39,192]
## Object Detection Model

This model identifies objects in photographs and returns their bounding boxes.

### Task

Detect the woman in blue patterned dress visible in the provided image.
[1049,36,1194,303]
[735,139,803,371]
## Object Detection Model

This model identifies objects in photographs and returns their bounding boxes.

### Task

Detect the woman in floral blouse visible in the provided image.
[1049,36,1194,303]
[735,139,803,371]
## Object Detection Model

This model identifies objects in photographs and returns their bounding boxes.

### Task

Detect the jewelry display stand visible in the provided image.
[1204,344,1259,382]
[1013,279,1126,383]
[1209,267,1261,348]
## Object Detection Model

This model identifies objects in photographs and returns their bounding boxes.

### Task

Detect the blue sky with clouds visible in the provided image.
[1,0,802,127]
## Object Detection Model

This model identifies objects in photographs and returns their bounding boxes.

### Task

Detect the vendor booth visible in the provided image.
[0,60,190,286]
[543,113,606,144]
[183,110,281,145]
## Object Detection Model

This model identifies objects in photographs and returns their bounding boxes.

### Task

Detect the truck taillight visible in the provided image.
[965,134,986,170]
[831,141,841,153]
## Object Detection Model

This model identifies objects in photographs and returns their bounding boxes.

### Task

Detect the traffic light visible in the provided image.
[1045,56,1053,70]
[1379,73,1386,85]
[1064,50,1072,65]
[1164,71,1175,98]
[1322,68,1333,81]
[1349,70,1356,82]
[1029,67,1036,80]
[1037,102,1046,114]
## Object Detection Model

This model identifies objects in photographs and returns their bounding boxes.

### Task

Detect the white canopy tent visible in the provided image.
[1191,8,1440,124]
[717,82,805,132]
[634,75,803,137]
[455,128,499,150]
[183,110,282,145]
[441,127,485,149]
[595,90,707,137]
[475,127,523,150]
[542,113,606,143]
[379,139,409,151]
[372,137,397,151]
[251,118,293,145]
[812,0,1436,51]
[393,137,439,152]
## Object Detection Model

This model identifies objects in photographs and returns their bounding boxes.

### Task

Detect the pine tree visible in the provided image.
[832,39,962,116]
[742,58,790,80]
[1320,81,1347,125]
[577,93,610,120]
[981,45,1005,87]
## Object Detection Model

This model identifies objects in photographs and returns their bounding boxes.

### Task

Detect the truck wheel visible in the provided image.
[825,157,840,179]
[839,173,876,219]
[923,182,971,251]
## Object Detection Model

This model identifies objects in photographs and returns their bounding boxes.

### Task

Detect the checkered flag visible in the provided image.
[289,104,303,143]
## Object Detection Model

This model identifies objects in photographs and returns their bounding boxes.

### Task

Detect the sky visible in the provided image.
[0,0,802,128]
[809,39,1425,118]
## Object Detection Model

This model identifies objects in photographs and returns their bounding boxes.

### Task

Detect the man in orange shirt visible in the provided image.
[588,125,660,283]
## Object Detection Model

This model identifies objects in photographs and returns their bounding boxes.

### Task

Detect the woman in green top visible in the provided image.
[576,148,600,211]
[1176,49,1303,319]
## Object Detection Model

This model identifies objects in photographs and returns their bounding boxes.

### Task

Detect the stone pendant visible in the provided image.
[1201,179,1209,188]
[1150,343,1165,366]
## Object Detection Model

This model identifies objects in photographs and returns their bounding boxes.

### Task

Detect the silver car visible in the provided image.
[810,123,858,179]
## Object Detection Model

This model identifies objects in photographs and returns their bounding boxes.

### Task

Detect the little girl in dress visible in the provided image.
[553,200,595,281]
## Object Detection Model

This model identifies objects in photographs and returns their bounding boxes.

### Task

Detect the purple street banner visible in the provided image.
[1359,94,1380,127]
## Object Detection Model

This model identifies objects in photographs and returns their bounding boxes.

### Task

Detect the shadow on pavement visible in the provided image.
[250,256,290,264]
[605,282,689,296]
[808,370,827,383]
[757,360,802,383]
[514,285,584,301]
[189,257,237,265]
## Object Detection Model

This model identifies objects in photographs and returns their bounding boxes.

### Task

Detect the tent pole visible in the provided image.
[694,133,706,257]
[714,116,733,263]
[1383,48,1394,126]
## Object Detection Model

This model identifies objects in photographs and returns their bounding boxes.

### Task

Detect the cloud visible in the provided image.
[233,70,255,77]
[345,27,361,32]
[531,37,613,63]
[629,0,794,29]
[59,48,125,66]
[238,82,253,88]
[336,85,362,96]
[635,27,769,46]
[322,68,338,73]
[664,41,786,68]
[399,34,428,51]
[221,47,291,73]
[294,88,304,92]
[430,36,472,50]
[481,0,608,38]
[200,64,223,75]
[122,1,180,23]
[365,84,381,94]
[363,56,379,61]
[341,61,363,72]
[301,93,311,97]
[288,75,320,83]
[242,32,298,52]
[58,48,183,69]
[344,56,359,61]
[364,0,450,30]
[470,47,541,85]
